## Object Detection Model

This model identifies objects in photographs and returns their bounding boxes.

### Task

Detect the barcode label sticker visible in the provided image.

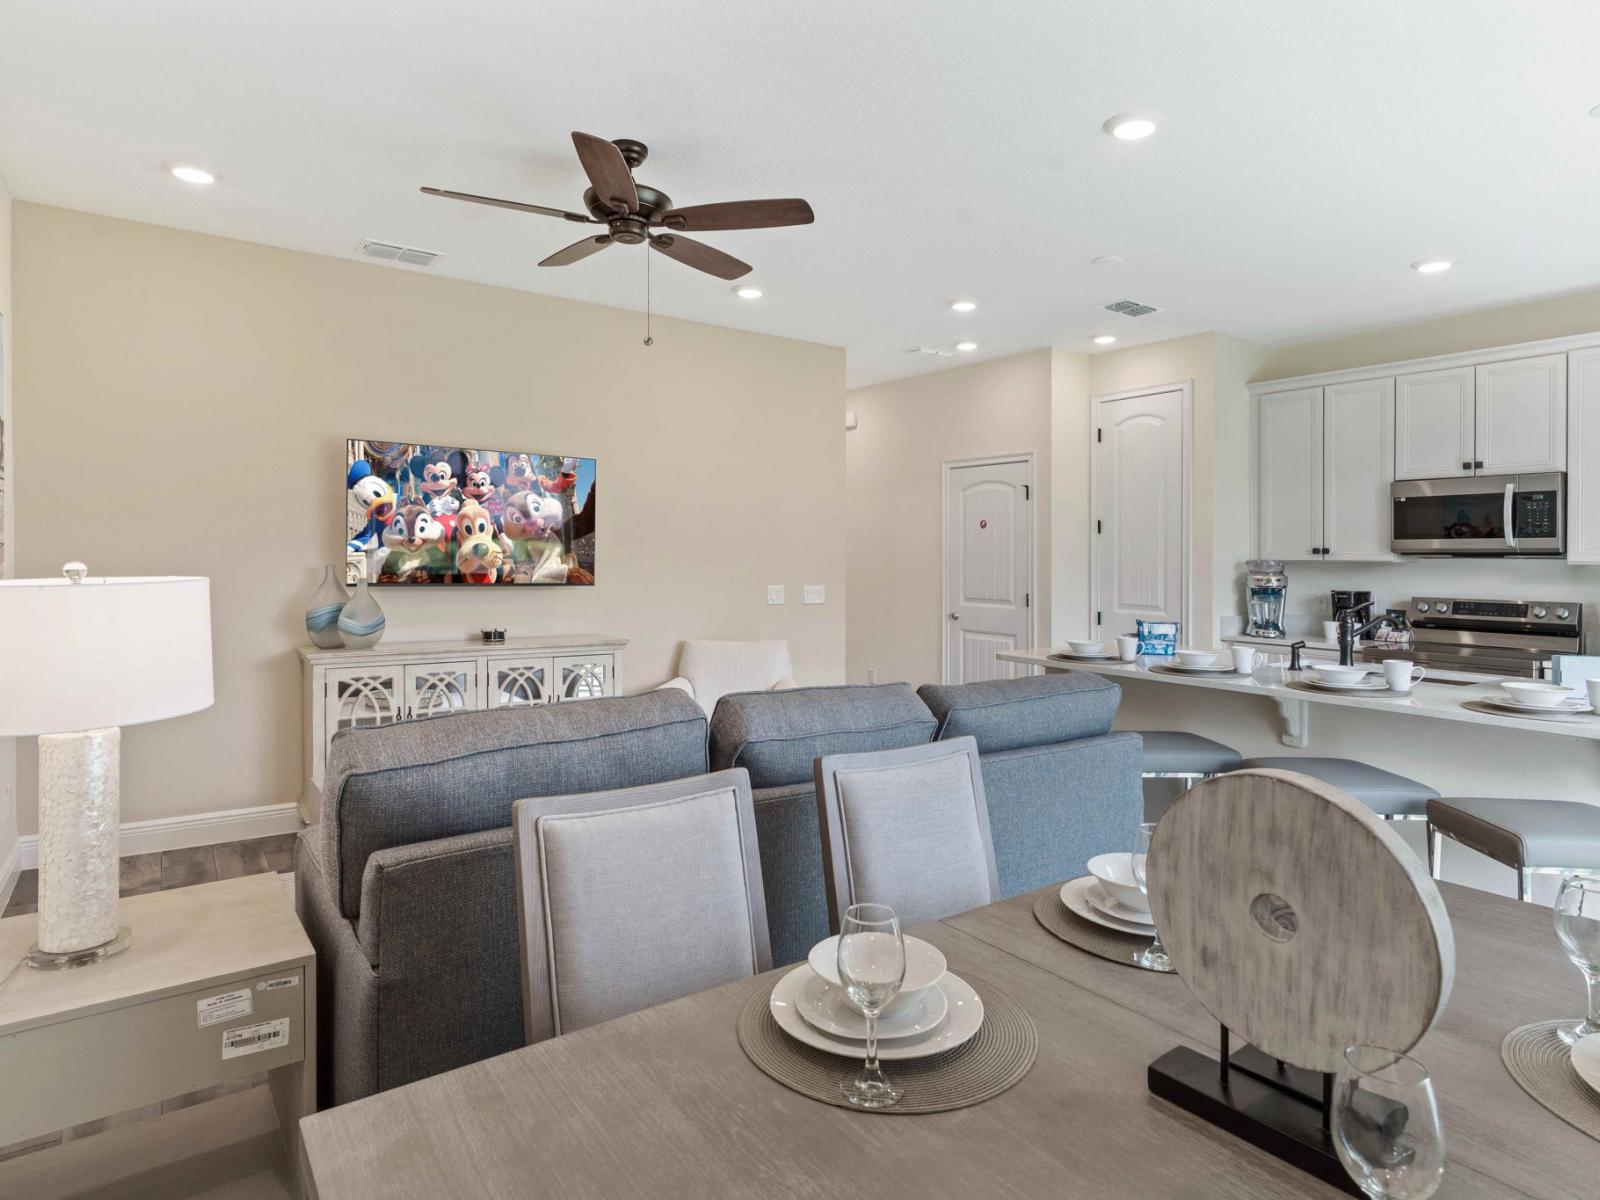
[197,989,254,1028]
[221,1017,290,1060]
[257,975,299,992]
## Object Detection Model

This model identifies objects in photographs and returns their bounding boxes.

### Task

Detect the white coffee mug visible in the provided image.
[1382,659,1425,692]
[1230,646,1259,674]
[1587,677,1600,712]
[1322,620,1342,645]
[1117,634,1140,662]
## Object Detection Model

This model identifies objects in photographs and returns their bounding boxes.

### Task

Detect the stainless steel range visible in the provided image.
[1358,597,1584,678]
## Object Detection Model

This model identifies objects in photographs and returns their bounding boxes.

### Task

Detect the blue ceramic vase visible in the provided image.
[337,577,386,650]
[305,565,349,649]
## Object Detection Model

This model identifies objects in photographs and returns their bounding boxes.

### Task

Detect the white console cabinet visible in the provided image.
[299,635,626,822]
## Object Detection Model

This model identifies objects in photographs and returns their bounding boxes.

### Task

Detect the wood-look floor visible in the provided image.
[0,832,299,1165]
[2,832,296,919]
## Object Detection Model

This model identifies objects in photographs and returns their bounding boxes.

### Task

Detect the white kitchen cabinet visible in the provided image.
[1395,366,1475,479]
[1567,347,1600,564]
[1475,354,1567,474]
[301,635,627,822]
[1256,386,1325,560]
[1322,377,1398,561]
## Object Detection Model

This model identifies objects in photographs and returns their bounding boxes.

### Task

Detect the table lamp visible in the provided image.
[0,563,213,968]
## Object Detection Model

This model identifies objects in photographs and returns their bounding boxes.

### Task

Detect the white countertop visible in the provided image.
[999,647,1600,746]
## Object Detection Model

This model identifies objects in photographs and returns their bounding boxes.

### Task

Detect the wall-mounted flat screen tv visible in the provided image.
[346,439,596,586]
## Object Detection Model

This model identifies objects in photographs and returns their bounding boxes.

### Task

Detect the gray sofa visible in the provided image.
[297,672,1142,1105]
[294,689,709,1107]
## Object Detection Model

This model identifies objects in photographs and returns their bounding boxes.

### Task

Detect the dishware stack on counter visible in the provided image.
[767,930,986,1067]
[1152,647,1237,676]
[1478,680,1594,716]
[1300,663,1388,691]
[1050,638,1119,663]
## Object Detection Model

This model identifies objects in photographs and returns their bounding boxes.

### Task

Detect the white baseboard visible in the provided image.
[17,802,303,871]
[0,837,19,912]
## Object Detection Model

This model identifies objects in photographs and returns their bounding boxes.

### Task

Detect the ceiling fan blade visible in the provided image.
[571,132,638,214]
[656,199,815,231]
[539,235,614,267]
[420,187,593,223]
[648,234,752,280]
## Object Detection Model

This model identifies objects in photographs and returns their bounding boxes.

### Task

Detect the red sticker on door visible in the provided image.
[979,519,988,529]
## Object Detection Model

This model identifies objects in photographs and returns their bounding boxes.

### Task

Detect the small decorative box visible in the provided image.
[1136,620,1179,658]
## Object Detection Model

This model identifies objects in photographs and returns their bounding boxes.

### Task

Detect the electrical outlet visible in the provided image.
[767,584,785,605]
[867,667,878,684]
[804,584,826,605]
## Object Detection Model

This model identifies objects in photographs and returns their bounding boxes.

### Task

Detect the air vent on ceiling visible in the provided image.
[1104,299,1159,317]
[359,240,441,267]
[907,346,956,358]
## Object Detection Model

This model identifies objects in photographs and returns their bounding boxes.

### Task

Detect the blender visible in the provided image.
[1245,560,1288,639]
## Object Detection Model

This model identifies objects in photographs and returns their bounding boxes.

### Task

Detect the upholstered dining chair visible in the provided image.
[813,737,1000,932]
[511,769,772,1045]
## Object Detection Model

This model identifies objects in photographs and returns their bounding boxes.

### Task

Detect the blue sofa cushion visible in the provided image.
[709,684,936,789]
[324,690,709,918]
[918,673,1120,753]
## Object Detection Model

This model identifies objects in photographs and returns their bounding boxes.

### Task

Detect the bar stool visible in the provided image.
[1237,755,1438,829]
[1426,797,1600,902]
[1138,732,1242,786]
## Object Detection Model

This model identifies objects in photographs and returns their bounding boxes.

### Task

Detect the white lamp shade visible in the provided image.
[0,574,214,736]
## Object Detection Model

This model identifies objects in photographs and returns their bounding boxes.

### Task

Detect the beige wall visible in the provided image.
[845,350,1052,686]
[0,173,14,876]
[11,202,846,833]
[1048,348,1092,641]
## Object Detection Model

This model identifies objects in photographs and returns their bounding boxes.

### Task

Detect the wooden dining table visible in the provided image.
[298,882,1596,1199]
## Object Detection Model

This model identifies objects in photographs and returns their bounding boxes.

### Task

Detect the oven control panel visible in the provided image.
[1408,597,1581,629]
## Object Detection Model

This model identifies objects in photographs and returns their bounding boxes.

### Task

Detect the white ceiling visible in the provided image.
[3,1,1600,387]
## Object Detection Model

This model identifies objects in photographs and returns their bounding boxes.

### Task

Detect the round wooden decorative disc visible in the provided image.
[1147,769,1454,1074]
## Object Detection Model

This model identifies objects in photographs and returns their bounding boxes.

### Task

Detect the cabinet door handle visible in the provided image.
[1462,461,1471,470]
[1474,460,1484,470]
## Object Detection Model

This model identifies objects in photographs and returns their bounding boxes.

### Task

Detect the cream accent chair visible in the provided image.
[658,639,799,716]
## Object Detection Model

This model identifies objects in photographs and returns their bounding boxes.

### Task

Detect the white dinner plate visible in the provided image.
[1048,650,1120,662]
[1060,876,1155,936]
[808,934,947,994]
[770,966,983,1061]
[1298,675,1388,692]
[1481,694,1592,715]
[1152,661,1234,674]
[1086,882,1155,928]
[796,969,949,1041]
[1572,1033,1600,1096]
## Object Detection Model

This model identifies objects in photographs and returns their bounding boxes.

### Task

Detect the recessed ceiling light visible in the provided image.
[1102,112,1163,141]
[1410,259,1453,274]
[165,162,216,186]
[949,300,978,313]
[1590,104,1600,117]
[1093,335,1118,345]
[1091,255,1123,266]
[955,341,978,353]
[732,285,763,300]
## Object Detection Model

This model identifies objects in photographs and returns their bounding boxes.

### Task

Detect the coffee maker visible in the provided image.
[1245,560,1288,639]
[1331,590,1374,628]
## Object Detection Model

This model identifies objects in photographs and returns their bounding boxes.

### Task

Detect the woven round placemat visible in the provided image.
[737,974,1037,1114]
[1501,1020,1600,1140]
[1032,885,1153,969]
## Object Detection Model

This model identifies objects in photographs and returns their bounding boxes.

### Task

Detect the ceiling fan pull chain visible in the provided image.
[643,243,654,347]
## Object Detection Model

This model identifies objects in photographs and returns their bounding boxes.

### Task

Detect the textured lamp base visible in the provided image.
[26,925,132,970]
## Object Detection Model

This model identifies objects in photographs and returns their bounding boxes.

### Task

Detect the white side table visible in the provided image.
[0,873,315,1181]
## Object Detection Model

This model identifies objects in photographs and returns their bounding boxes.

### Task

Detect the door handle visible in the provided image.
[1504,483,1517,550]
[949,612,960,620]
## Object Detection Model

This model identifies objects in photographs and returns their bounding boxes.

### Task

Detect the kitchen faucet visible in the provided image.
[1337,609,1390,667]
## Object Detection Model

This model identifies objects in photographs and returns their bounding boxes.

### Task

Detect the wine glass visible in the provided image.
[1332,1044,1445,1200]
[1131,822,1174,973]
[1554,873,1600,1045]
[836,903,906,1109]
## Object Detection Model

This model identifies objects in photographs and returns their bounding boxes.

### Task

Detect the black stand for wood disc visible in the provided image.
[1147,1026,1361,1197]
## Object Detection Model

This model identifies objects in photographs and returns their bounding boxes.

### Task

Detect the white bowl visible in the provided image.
[807,934,947,995]
[1500,680,1575,709]
[1087,852,1150,914]
[1067,639,1105,656]
[1309,664,1368,686]
[1173,647,1220,668]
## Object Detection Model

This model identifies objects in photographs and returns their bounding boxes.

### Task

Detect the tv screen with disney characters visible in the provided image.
[345,439,596,586]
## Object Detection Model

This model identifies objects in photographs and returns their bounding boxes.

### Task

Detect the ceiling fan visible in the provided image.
[422,132,814,280]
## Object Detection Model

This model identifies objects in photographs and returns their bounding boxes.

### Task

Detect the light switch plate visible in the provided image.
[767,584,785,605]
[804,585,826,605]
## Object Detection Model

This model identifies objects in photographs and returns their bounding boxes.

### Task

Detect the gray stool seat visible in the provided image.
[1426,797,1600,871]
[1138,732,1242,776]
[1238,756,1438,817]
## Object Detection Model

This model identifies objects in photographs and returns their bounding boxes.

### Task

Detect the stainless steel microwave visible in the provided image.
[1391,472,1565,556]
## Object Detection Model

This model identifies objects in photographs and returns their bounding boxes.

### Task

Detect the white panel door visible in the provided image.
[943,459,1032,684]
[1395,367,1476,479]
[1097,390,1185,639]
[1476,354,1567,474]
[1256,386,1325,560]
[1567,348,1600,564]
[1323,378,1397,560]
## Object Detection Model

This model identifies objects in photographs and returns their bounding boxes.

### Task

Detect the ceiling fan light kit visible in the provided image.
[424,131,814,286]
